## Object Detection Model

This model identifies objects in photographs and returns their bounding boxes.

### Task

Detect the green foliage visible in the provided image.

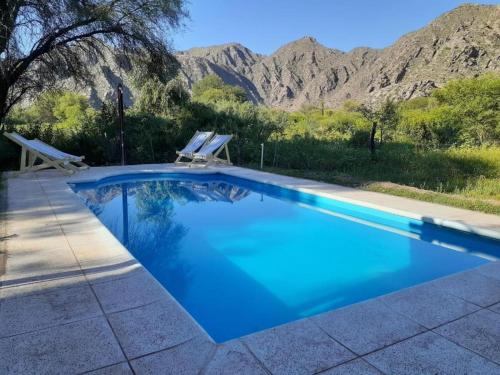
[7,91,92,131]
[192,75,248,103]
[398,74,500,147]
[134,78,190,116]
[1,73,499,213]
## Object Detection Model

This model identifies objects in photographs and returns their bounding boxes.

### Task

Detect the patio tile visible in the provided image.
[489,303,500,314]
[0,284,101,337]
[86,362,133,374]
[61,221,109,235]
[71,240,129,266]
[380,283,480,328]
[434,309,500,364]
[6,232,69,252]
[108,298,201,359]
[2,246,80,282]
[320,359,383,374]
[7,216,60,234]
[91,268,166,313]
[65,230,117,248]
[203,340,268,375]
[364,331,500,375]
[243,319,355,375]
[312,299,425,355]
[430,270,500,307]
[0,317,125,375]
[83,260,143,284]
[476,262,500,281]
[0,273,87,299]
[130,335,215,374]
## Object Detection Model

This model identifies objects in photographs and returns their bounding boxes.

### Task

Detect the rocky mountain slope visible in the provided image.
[83,4,500,109]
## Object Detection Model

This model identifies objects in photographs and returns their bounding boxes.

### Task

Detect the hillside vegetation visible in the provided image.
[1,74,499,214]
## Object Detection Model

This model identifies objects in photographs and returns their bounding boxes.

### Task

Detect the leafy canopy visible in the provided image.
[0,0,187,122]
[191,75,248,103]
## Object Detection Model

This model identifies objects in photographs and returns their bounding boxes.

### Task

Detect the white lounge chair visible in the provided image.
[4,132,89,175]
[175,131,214,164]
[189,134,233,167]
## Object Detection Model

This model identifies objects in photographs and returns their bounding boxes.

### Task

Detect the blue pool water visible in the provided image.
[72,173,500,342]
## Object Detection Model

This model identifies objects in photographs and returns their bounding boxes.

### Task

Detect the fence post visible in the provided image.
[117,83,126,166]
[260,143,264,170]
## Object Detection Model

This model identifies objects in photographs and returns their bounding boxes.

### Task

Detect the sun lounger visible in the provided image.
[4,132,89,175]
[189,134,233,167]
[175,131,214,164]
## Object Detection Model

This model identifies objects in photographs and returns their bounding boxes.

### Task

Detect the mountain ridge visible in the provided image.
[80,4,500,110]
[176,4,499,109]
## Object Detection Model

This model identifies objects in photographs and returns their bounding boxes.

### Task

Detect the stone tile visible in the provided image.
[130,335,215,374]
[65,230,116,248]
[203,340,268,375]
[61,221,110,235]
[312,299,425,355]
[243,319,355,375]
[71,240,129,267]
[84,260,143,284]
[490,303,500,314]
[380,283,480,328]
[434,309,500,364]
[364,331,500,375]
[476,262,500,281]
[91,268,166,313]
[108,298,201,359]
[71,240,142,283]
[320,359,383,374]
[86,362,133,374]
[7,216,60,234]
[2,246,80,282]
[0,273,87,299]
[6,232,70,253]
[0,284,101,337]
[0,317,125,375]
[430,270,500,307]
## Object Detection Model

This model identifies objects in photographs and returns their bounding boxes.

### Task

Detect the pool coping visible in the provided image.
[2,164,500,374]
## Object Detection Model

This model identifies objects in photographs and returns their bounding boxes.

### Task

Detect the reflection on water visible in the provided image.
[73,174,499,342]
[77,179,253,301]
[78,181,250,252]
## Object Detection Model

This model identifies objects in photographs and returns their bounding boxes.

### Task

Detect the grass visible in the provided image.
[254,146,500,215]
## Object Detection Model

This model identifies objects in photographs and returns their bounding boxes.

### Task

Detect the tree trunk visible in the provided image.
[0,82,9,130]
[369,121,377,160]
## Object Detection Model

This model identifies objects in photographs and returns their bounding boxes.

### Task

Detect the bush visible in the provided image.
[1,74,498,174]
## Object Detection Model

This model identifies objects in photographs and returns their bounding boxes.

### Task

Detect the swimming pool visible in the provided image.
[72,172,500,342]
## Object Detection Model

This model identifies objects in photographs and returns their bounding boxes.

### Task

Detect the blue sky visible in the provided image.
[173,0,498,54]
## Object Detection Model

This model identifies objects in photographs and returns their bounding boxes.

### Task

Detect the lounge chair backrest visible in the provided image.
[4,132,31,147]
[4,131,88,174]
[30,139,80,161]
[5,132,81,161]
[196,134,232,157]
[180,131,213,154]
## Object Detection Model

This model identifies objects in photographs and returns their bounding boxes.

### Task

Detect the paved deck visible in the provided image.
[1,164,500,375]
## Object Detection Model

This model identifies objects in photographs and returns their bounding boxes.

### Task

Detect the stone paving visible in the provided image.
[1,164,500,374]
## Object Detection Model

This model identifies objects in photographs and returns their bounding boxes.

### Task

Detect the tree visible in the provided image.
[377,99,398,144]
[0,0,187,124]
[191,75,247,103]
[191,75,225,98]
[432,74,499,145]
[356,104,379,159]
[135,77,190,115]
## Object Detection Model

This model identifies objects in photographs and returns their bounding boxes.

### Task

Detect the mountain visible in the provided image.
[80,4,500,109]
